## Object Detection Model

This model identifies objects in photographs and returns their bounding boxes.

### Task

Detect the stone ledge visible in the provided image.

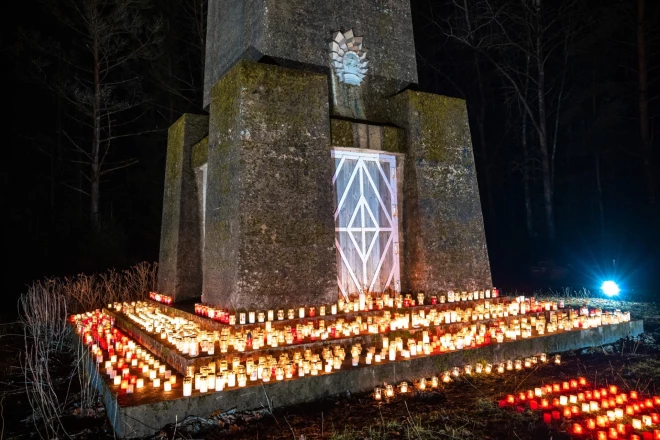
[83,320,643,438]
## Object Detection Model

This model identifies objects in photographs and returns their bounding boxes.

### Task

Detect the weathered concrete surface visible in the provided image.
[205,61,337,310]
[158,115,209,302]
[95,320,643,438]
[388,91,493,292]
[203,0,418,117]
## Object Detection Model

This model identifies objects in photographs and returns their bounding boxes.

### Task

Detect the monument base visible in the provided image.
[71,307,643,438]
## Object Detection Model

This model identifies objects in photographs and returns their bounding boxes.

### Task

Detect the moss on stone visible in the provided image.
[206,60,335,310]
[330,119,354,148]
[192,137,209,168]
[381,125,404,154]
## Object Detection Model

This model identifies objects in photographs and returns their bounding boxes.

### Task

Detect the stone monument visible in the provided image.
[158,0,492,312]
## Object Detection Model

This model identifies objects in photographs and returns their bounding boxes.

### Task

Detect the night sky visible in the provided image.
[2,0,659,308]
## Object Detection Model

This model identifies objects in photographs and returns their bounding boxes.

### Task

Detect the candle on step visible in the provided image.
[183,377,192,396]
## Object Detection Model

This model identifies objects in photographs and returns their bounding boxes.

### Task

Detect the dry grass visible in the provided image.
[48,261,158,314]
[17,261,158,439]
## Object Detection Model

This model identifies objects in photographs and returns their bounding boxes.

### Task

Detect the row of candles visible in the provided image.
[112,298,630,362]
[373,353,561,400]
[72,311,180,394]
[497,378,660,439]
[192,290,505,325]
[73,308,569,401]
[149,291,172,305]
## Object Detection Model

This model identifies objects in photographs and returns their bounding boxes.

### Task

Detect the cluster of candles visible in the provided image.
[178,343,368,396]
[71,310,179,394]
[110,296,630,363]
[499,378,660,439]
[193,289,502,324]
[373,352,559,400]
[149,291,173,305]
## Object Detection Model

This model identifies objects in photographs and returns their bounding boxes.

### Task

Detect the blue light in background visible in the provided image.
[601,280,620,296]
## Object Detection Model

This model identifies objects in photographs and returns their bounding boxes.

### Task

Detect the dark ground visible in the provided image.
[1,296,659,440]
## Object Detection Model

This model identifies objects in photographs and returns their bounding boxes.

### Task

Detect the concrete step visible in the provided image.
[76,316,643,438]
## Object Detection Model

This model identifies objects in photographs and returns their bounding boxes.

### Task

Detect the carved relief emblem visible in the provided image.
[329,29,369,85]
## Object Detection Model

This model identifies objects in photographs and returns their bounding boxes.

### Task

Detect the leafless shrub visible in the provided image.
[53,261,157,314]
[19,282,70,439]
[18,261,157,438]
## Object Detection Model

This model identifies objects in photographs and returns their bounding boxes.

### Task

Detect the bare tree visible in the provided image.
[637,0,655,205]
[151,0,207,118]
[443,0,581,241]
[32,0,162,230]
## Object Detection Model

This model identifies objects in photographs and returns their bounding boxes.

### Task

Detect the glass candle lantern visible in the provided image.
[183,377,192,397]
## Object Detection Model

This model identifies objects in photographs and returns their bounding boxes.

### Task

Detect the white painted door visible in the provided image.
[332,149,400,299]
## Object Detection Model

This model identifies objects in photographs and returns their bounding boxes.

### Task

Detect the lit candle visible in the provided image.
[164,381,171,392]
[153,378,160,388]
[183,377,192,396]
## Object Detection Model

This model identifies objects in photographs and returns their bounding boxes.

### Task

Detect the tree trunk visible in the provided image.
[535,0,556,241]
[462,0,494,217]
[91,38,101,231]
[522,95,534,238]
[595,149,605,237]
[475,57,494,217]
[522,56,534,237]
[637,0,655,205]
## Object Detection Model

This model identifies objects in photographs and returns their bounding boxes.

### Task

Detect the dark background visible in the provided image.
[2,0,658,308]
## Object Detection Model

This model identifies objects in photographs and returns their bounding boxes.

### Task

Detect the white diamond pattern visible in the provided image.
[331,149,400,299]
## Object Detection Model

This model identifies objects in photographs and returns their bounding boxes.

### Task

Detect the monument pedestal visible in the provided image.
[72,304,643,438]
[203,61,338,310]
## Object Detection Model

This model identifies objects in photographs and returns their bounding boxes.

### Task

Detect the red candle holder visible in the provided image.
[552,410,560,420]
[572,423,583,435]
[543,413,552,424]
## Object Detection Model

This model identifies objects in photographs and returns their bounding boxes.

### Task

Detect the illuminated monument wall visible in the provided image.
[158,0,492,311]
